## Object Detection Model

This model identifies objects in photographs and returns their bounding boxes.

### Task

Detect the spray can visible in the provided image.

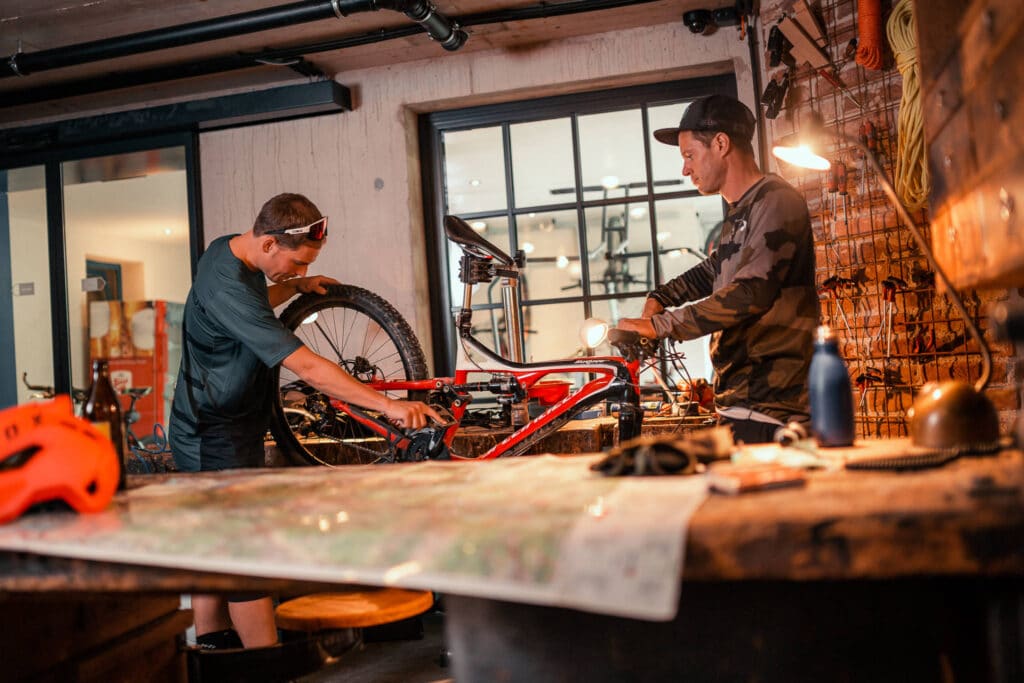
[808,325,855,446]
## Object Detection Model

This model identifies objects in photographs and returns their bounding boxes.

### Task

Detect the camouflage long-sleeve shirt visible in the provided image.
[649,174,820,423]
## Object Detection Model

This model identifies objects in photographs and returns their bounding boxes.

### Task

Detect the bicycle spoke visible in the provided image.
[312,318,345,362]
[271,284,428,467]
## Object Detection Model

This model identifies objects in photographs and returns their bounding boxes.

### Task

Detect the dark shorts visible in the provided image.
[198,418,267,471]
[197,418,268,603]
[717,416,780,445]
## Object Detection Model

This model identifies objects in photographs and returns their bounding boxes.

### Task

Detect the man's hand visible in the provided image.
[383,399,443,430]
[616,317,657,339]
[294,275,340,295]
[641,297,665,319]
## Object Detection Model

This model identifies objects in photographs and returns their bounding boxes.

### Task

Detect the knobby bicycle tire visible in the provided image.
[270,284,428,466]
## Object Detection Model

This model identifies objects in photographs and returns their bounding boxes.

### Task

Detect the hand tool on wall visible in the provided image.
[820,276,853,338]
[766,23,793,68]
[777,11,863,111]
[910,324,934,358]
[875,276,907,357]
[855,368,883,413]
[761,69,791,119]
[835,159,850,238]
[821,164,842,262]
[858,120,878,196]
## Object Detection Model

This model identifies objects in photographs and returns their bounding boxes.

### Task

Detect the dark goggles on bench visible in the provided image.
[265,216,328,240]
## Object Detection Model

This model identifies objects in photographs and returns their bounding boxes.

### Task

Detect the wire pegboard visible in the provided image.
[761,0,989,439]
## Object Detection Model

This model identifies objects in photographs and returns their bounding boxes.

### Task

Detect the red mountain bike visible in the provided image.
[270,215,673,466]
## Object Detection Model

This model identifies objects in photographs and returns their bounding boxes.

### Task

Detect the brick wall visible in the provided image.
[758,0,1020,437]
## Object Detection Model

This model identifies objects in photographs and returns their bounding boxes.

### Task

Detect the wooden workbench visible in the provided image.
[3,443,1023,681]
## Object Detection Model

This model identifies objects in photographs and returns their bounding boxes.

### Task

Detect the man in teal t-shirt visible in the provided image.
[169,192,439,650]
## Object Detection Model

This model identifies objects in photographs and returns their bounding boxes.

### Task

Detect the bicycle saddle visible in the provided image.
[444,215,515,266]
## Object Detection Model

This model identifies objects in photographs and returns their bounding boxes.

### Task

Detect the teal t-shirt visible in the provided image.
[169,235,302,471]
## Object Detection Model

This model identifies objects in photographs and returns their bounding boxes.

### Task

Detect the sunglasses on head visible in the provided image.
[265,216,328,240]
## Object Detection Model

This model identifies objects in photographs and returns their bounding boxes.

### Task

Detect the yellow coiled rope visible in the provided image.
[887,0,930,211]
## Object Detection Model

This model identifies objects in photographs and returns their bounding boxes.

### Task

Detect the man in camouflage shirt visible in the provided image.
[616,95,820,443]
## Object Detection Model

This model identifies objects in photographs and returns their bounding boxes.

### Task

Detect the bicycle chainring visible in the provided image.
[402,428,451,462]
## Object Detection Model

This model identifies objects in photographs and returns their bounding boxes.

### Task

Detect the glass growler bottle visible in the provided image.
[83,359,126,490]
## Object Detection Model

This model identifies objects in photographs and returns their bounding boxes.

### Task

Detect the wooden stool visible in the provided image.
[276,586,434,633]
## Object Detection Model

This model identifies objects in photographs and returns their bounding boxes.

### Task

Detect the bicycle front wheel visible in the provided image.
[270,284,428,466]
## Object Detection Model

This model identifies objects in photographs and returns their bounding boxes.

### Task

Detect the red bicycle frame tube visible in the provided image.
[328,354,641,461]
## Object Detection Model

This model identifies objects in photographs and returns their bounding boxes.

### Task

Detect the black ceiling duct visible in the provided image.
[0,0,662,109]
[1,0,466,79]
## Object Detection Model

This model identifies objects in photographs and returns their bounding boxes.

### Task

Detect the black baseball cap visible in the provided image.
[653,94,756,146]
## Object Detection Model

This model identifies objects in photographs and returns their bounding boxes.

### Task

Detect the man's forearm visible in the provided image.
[282,346,391,412]
[267,281,298,308]
[642,297,665,318]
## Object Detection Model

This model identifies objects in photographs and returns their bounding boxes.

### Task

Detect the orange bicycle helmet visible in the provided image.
[0,396,120,524]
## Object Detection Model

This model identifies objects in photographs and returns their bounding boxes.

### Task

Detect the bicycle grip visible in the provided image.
[607,329,656,362]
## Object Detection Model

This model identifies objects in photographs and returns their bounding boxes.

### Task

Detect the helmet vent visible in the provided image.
[0,445,42,471]
[86,480,98,495]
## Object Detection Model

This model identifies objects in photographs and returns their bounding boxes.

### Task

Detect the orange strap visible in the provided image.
[855,0,885,70]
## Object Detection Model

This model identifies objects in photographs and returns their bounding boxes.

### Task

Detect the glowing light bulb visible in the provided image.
[580,318,609,348]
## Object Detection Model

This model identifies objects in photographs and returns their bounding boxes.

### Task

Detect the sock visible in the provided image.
[195,628,244,650]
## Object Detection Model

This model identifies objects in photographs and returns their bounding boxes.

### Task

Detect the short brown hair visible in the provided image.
[691,129,755,158]
[253,193,324,249]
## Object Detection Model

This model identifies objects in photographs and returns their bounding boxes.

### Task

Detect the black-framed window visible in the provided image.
[421,75,736,377]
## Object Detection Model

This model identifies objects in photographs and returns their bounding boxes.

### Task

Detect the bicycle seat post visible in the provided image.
[501,276,524,364]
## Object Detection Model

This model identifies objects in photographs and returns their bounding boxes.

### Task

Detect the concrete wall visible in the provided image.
[199,21,754,370]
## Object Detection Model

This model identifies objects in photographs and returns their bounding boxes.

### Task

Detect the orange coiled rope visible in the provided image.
[855,0,885,70]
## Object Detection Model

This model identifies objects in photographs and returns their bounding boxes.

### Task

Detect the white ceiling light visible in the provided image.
[601,175,620,190]
[629,206,647,218]
[469,179,481,187]
[471,221,487,232]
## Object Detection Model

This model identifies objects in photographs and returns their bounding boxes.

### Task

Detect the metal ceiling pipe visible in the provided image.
[1,0,659,109]
[1,0,465,79]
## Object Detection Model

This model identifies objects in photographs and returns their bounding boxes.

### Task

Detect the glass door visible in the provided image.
[60,148,192,429]
[1,166,54,406]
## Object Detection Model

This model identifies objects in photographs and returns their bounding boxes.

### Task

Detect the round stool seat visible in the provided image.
[276,586,434,632]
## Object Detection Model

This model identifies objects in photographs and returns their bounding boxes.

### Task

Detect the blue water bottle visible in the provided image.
[808,325,855,446]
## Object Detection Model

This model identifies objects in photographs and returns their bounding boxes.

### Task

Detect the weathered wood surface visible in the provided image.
[686,448,1024,581]
[452,414,715,456]
[0,594,191,682]
[1,444,1022,594]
